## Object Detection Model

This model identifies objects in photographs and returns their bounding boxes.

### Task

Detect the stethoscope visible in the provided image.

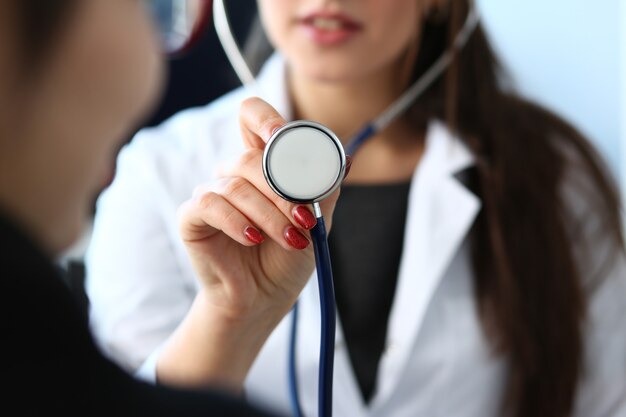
[212,1,480,416]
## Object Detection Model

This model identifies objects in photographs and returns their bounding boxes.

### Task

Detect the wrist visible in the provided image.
[155,289,281,392]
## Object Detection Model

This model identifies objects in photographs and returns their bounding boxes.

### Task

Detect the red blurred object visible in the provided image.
[169,0,214,58]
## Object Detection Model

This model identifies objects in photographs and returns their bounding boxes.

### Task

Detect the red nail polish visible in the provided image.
[244,227,265,244]
[344,156,353,178]
[284,226,310,250]
[293,206,317,230]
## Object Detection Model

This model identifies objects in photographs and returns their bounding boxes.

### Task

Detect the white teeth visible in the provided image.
[311,18,343,31]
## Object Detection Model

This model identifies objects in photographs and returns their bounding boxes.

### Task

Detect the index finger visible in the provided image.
[239,97,287,150]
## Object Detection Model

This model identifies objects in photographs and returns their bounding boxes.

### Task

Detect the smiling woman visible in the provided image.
[0,1,292,416]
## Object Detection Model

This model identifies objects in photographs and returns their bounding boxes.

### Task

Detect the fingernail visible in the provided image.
[344,156,353,179]
[284,226,309,250]
[292,206,317,230]
[266,124,284,141]
[271,125,283,136]
[244,226,265,244]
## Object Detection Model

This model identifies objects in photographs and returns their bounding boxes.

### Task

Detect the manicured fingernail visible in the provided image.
[244,226,265,244]
[344,156,353,179]
[293,206,317,230]
[284,226,309,250]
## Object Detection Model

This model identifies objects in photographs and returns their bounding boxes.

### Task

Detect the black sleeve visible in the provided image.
[0,223,282,417]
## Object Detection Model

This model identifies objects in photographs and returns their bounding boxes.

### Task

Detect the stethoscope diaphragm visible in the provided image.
[263,121,347,205]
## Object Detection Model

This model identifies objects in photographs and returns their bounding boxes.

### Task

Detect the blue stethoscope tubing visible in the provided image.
[312,215,336,417]
[213,1,480,416]
[288,211,335,417]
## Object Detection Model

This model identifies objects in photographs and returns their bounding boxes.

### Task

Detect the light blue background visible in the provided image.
[477,0,624,195]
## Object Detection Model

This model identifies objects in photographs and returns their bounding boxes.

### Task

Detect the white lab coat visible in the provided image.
[86,53,626,417]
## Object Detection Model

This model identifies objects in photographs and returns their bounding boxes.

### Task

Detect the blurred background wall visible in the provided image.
[477,0,624,192]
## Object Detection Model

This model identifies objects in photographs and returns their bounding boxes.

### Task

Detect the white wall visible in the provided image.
[477,0,623,186]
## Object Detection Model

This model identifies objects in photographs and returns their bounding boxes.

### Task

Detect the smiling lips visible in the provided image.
[299,12,363,45]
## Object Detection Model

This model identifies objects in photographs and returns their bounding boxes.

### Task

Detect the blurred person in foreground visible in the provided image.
[0,0,314,415]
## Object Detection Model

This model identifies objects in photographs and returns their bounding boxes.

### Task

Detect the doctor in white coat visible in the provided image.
[86,0,626,416]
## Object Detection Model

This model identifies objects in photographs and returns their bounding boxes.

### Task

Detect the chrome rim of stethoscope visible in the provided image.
[262,121,347,205]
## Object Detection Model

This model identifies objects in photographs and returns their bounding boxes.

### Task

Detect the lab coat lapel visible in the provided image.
[372,121,481,408]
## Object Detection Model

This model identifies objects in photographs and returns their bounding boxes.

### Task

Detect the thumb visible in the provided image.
[239,97,287,150]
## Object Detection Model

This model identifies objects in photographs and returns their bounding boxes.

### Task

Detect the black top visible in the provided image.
[328,181,412,403]
[0,211,280,417]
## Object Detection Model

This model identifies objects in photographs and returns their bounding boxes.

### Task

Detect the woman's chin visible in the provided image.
[291,57,368,85]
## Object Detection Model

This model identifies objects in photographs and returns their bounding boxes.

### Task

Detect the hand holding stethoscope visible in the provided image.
[174,97,344,389]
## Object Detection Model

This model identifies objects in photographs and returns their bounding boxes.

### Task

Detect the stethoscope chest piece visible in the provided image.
[263,121,346,205]
[263,120,343,417]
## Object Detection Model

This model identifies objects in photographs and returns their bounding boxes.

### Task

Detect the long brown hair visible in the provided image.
[411,2,625,416]
[246,1,625,415]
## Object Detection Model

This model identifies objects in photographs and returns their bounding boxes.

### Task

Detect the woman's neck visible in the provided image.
[288,65,409,144]
[287,58,426,184]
